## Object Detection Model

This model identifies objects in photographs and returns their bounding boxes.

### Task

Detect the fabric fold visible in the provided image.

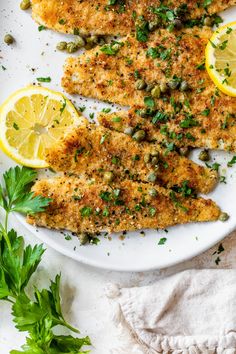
[106,270,236,354]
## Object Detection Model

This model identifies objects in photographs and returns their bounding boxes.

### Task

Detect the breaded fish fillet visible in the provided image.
[27,176,221,234]
[45,123,218,194]
[98,103,236,151]
[31,0,236,36]
[63,27,236,130]
[62,28,212,107]
[62,26,236,151]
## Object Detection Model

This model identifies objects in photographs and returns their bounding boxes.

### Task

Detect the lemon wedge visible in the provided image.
[206,21,236,97]
[0,86,84,168]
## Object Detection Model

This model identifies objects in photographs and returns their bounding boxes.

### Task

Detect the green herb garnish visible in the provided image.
[0,166,91,353]
[36,77,51,83]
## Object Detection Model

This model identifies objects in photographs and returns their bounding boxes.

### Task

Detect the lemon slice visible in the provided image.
[206,21,236,97]
[0,86,85,168]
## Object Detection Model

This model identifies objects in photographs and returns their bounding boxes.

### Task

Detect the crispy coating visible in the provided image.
[62,28,212,107]
[31,0,236,36]
[63,27,236,114]
[98,103,236,151]
[45,123,218,194]
[63,27,236,152]
[27,176,220,234]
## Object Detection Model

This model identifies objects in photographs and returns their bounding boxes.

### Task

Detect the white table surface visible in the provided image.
[1,216,235,353]
[1,2,236,353]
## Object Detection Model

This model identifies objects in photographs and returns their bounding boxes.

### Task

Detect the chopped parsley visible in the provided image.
[172,180,196,198]
[58,19,66,25]
[158,237,167,245]
[149,207,156,217]
[227,156,236,167]
[36,77,51,83]
[135,17,149,42]
[144,96,155,108]
[38,25,46,31]
[100,41,123,55]
[80,206,93,217]
[169,191,188,212]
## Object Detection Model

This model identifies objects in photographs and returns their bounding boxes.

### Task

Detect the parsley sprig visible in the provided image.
[0,166,91,353]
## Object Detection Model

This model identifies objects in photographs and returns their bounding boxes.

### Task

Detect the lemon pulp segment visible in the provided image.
[0,87,84,168]
[206,22,236,97]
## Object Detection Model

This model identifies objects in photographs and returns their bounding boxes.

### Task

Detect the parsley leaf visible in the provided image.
[136,17,149,42]
[144,96,155,108]
[100,41,123,55]
[0,229,45,295]
[0,167,91,353]
[158,237,167,245]
[2,167,51,214]
[227,156,236,167]
[203,0,213,8]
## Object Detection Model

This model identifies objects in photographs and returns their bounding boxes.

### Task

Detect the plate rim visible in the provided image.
[16,213,236,272]
[1,4,236,272]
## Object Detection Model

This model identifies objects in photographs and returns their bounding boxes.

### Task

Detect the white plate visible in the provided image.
[0,1,236,271]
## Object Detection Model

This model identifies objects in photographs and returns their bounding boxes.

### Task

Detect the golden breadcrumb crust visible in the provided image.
[98,105,236,151]
[45,123,218,194]
[32,0,236,36]
[62,28,212,106]
[27,176,220,234]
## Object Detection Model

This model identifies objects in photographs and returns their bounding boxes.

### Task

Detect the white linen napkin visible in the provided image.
[106,270,236,354]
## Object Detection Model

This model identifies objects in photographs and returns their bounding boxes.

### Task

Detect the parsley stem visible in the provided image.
[0,217,11,251]
[58,320,80,334]
[3,211,12,251]
[5,210,9,232]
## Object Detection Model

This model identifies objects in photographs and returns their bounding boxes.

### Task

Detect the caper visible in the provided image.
[148,19,160,32]
[84,42,94,50]
[132,130,146,142]
[145,84,154,93]
[136,79,147,90]
[56,41,67,51]
[174,6,187,18]
[173,18,183,30]
[204,17,213,27]
[144,153,151,164]
[97,37,106,46]
[151,156,159,166]
[87,35,99,44]
[85,35,99,49]
[179,146,190,157]
[79,232,89,245]
[149,188,158,197]
[151,150,159,157]
[66,42,78,53]
[180,80,190,92]
[138,109,148,118]
[168,79,179,90]
[147,172,157,183]
[75,35,86,48]
[124,126,134,136]
[151,85,161,98]
[198,149,210,162]
[160,82,168,93]
[219,212,230,222]
[104,171,114,183]
[20,0,31,10]
[4,34,14,45]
